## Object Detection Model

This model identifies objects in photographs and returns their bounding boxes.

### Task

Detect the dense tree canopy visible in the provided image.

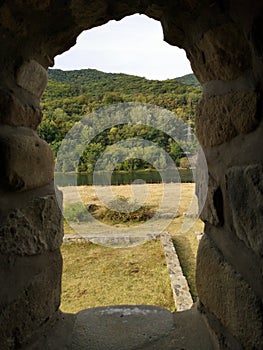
[39,69,201,172]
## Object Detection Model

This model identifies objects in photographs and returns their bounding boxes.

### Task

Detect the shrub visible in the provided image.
[64,202,90,223]
[103,196,154,223]
[179,157,190,169]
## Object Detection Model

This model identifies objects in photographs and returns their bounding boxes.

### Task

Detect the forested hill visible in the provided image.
[47,69,200,95]
[175,73,200,87]
[39,69,201,171]
[42,69,201,121]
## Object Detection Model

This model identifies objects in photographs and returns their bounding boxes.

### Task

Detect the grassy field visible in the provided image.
[61,183,203,312]
[62,183,196,216]
[61,239,175,313]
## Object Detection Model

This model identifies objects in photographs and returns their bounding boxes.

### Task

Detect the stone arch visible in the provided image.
[0,1,262,349]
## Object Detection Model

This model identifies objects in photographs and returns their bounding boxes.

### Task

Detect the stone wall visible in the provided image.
[0,1,262,349]
[0,59,64,348]
[191,7,263,346]
[0,8,65,347]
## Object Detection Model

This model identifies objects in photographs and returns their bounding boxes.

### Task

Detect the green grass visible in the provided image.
[167,218,203,300]
[172,234,199,300]
[64,202,91,222]
[61,240,175,313]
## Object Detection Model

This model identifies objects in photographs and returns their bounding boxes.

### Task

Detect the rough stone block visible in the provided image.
[198,302,244,349]
[16,60,48,98]
[188,23,251,82]
[230,91,260,133]
[0,250,62,349]
[195,151,208,215]
[196,91,259,147]
[226,164,263,257]
[0,88,42,129]
[0,194,63,256]
[0,125,54,191]
[198,175,224,226]
[196,234,263,349]
[15,0,51,11]
[70,0,108,24]
[251,14,263,58]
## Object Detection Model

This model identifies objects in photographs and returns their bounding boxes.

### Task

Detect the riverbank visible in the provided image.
[55,168,194,186]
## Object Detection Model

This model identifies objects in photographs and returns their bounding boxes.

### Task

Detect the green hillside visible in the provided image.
[39,69,201,172]
[47,69,200,94]
[175,73,200,87]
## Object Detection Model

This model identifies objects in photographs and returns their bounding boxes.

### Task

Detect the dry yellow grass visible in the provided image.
[61,240,175,313]
[62,183,197,214]
[62,183,201,231]
[61,183,204,311]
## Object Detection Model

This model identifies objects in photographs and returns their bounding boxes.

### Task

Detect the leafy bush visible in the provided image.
[64,202,90,222]
[179,157,190,169]
[103,196,154,223]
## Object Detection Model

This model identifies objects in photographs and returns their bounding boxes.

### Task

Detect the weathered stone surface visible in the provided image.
[226,164,263,257]
[0,250,61,308]
[202,70,259,96]
[196,91,259,147]
[0,194,63,256]
[0,88,42,129]
[196,98,237,147]
[0,250,62,349]
[16,60,48,98]
[198,302,244,350]
[230,91,260,133]
[70,0,108,24]
[0,4,20,34]
[196,234,263,349]
[251,13,263,58]
[161,232,193,311]
[21,308,216,350]
[188,23,251,83]
[0,126,54,191]
[14,0,51,11]
[199,175,224,226]
[195,150,208,215]
[72,305,174,350]
[23,313,77,350]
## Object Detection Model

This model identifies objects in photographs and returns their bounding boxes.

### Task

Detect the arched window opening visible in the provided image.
[39,14,204,314]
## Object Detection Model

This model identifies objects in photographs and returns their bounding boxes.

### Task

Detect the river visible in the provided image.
[55,169,195,186]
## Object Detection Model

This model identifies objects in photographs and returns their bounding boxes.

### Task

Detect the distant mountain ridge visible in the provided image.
[174,73,200,87]
[48,68,200,96]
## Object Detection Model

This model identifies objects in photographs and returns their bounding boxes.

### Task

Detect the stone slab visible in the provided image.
[71,305,174,350]
[24,308,216,350]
